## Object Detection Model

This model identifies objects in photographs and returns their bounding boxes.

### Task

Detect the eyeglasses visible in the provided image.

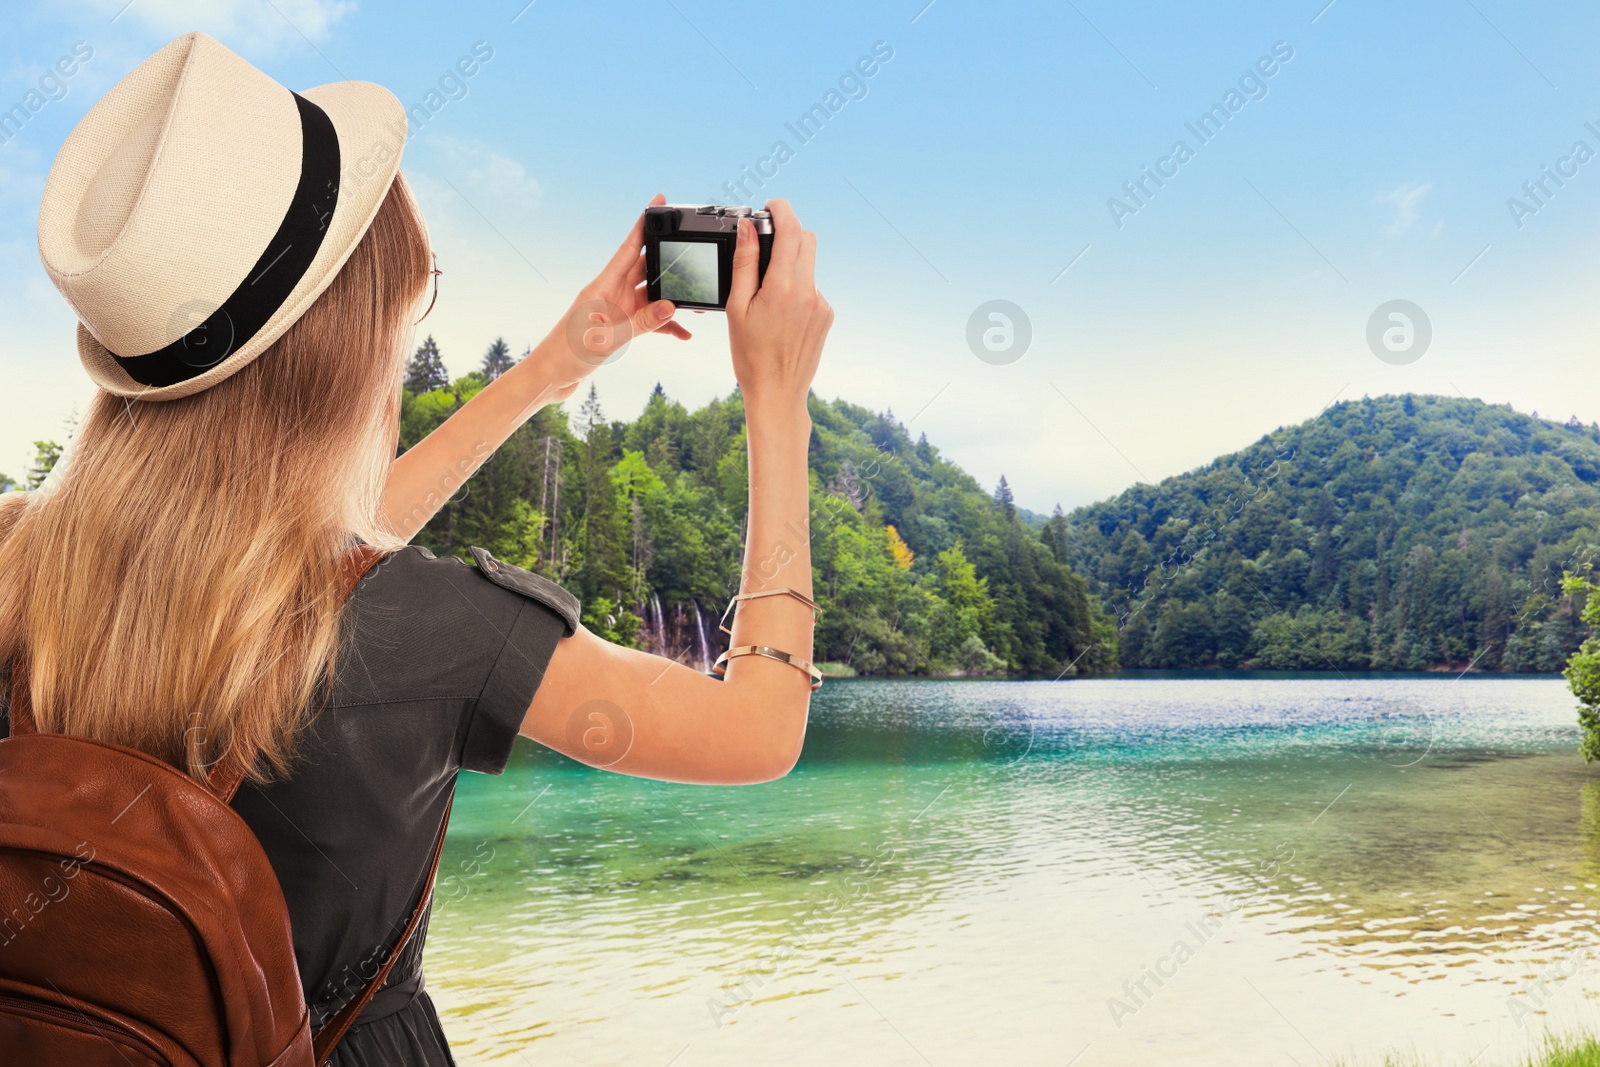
[415,253,443,324]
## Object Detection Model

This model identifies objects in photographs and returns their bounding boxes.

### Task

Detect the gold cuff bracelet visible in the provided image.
[711,644,824,691]
[718,587,821,635]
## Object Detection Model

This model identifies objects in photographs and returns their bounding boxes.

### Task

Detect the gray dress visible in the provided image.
[228,543,577,1066]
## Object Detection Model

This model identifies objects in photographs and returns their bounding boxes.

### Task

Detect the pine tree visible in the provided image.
[404,335,450,394]
[993,475,1016,520]
[575,383,609,544]
[26,440,63,491]
[480,337,516,381]
[576,383,605,438]
[1041,503,1070,562]
[570,383,631,624]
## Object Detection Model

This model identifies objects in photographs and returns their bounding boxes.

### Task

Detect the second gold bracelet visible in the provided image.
[711,644,824,691]
[718,587,821,635]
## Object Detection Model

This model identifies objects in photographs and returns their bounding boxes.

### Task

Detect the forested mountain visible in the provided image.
[400,340,1119,677]
[13,354,1596,678]
[1056,394,1600,671]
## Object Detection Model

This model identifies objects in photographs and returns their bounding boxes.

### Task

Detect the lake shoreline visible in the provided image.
[815,667,1569,682]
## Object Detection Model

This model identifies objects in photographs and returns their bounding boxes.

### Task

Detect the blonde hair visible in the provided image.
[0,171,433,786]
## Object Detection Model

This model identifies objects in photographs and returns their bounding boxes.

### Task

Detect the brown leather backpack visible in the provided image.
[0,543,450,1066]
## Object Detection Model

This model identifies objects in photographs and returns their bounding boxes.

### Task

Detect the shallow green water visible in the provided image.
[423,675,1600,1066]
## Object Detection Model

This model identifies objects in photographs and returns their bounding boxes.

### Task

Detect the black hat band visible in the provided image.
[109,90,341,388]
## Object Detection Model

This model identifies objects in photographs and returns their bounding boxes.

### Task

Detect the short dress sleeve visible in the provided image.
[348,543,579,777]
[456,546,579,773]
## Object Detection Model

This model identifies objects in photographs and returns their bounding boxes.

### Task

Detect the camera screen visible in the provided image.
[658,241,719,304]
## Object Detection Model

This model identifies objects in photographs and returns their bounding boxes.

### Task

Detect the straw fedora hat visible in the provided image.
[38,31,411,402]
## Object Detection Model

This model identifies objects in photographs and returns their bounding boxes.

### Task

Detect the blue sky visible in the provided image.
[4,0,1600,512]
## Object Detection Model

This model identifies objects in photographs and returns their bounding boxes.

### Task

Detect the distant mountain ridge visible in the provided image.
[1055,394,1600,671]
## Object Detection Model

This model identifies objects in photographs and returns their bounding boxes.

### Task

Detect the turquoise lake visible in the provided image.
[422,674,1600,1066]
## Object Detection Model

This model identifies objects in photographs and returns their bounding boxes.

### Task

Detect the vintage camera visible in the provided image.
[644,204,773,311]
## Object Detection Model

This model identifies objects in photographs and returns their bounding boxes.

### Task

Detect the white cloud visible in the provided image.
[420,135,541,207]
[72,0,355,54]
[1376,181,1431,238]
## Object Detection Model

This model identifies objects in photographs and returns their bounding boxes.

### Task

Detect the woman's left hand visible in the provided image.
[532,193,690,402]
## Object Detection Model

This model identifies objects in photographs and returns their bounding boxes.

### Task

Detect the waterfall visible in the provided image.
[649,592,665,657]
[691,598,710,672]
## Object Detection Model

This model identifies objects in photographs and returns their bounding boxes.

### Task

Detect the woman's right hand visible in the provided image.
[727,199,832,418]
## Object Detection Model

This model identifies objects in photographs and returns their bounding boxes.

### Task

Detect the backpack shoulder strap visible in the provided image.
[5,653,34,737]
[312,794,453,1061]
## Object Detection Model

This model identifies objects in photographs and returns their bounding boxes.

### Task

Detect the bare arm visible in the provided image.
[380,195,689,543]
[379,346,559,542]
[521,199,832,785]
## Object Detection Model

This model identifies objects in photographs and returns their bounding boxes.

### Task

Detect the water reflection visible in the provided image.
[427,675,1600,1066]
